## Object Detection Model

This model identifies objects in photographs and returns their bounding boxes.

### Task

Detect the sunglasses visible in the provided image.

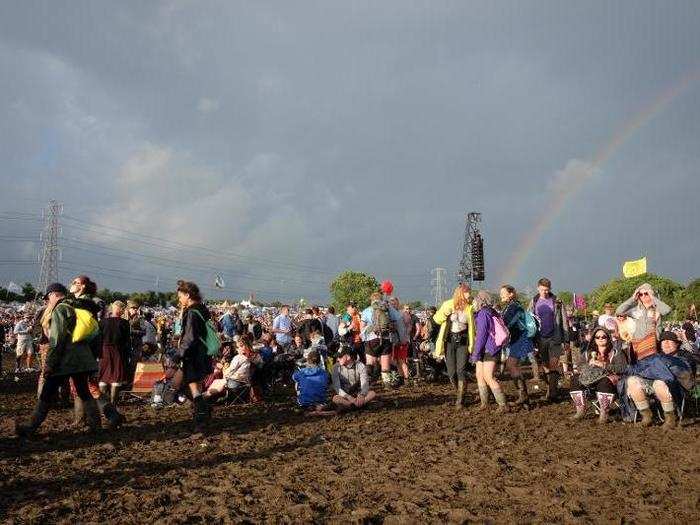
[594,335,608,340]
[637,291,650,297]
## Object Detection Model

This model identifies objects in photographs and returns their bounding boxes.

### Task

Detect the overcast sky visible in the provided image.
[1,1,698,304]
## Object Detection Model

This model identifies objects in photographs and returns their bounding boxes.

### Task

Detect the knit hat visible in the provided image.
[659,331,679,344]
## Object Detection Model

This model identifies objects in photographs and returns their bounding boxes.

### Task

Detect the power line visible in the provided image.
[61,214,337,275]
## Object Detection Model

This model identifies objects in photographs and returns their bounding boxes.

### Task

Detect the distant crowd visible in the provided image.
[3,274,698,438]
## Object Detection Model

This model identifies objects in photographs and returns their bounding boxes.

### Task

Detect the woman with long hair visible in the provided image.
[471,290,508,413]
[172,280,214,433]
[68,275,124,430]
[433,283,475,408]
[203,336,253,399]
[569,326,628,424]
[499,285,534,407]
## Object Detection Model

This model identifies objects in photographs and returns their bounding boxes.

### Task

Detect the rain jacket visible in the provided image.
[45,300,98,377]
[433,299,475,358]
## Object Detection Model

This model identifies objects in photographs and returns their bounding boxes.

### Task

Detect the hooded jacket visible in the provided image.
[45,300,98,376]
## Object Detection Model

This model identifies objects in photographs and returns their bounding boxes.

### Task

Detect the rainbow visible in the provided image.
[499,70,700,285]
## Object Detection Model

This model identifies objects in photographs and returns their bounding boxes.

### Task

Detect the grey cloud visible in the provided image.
[1,1,699,302]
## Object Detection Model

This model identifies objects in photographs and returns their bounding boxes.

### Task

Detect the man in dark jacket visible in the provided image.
[529,277,570,401]
[16,283,102,437]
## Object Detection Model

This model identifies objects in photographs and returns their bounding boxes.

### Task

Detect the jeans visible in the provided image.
[445,337,468,382]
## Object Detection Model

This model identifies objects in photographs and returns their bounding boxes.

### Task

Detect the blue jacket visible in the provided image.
[617,353,694,421]
[292,366,328,407]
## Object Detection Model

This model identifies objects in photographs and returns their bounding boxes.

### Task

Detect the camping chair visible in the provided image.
[690,384,700,414]
[221,383,251,405]
[121,361,165,403]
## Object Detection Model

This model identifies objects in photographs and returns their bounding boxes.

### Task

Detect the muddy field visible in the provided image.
[1,358,699,524]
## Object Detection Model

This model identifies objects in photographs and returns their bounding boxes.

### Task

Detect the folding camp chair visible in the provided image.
[121,362,165,403]
[221,384,251,405]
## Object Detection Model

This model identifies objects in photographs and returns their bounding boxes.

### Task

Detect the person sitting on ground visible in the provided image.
[292,350,334,416]
[331,346,376,411]
[305,319,329,371]
[569,327,630,424]
[203,335,253,401]
[659,331,697,377]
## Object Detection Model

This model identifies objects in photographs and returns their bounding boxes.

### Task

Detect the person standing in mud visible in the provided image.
[529,278,569,402]
[124,299,145,383]
[16,283,102,437]
[68,275,124,430]
[171,280,213,433]
[433,284,475,408]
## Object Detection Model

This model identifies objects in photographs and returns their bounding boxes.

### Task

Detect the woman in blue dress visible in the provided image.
[500,285,534,407]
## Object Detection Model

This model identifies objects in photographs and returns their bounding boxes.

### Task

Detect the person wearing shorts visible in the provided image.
[529,278,569,402]
[471,291,508,412]
[361,292,395,383]
[13,317,34,372]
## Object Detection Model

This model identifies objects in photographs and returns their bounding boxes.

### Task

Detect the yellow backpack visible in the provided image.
[71,307,99,343]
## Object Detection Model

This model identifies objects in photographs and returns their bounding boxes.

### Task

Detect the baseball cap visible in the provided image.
[43,282,68,299]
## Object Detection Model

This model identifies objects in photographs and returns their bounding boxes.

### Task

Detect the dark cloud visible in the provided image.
[1,1,698,302]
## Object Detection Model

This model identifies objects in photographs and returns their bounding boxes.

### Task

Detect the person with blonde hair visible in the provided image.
[433,283,475,408]
[97,301,131,408]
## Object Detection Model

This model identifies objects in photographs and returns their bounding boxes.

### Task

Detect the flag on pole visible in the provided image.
[622,257,647,278]
[214,274,226,288]
[573,293,587,310]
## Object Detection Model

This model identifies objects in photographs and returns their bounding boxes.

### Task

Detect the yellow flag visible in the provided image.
[623,257,647,278]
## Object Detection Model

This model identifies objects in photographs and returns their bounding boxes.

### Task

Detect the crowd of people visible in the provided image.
[2,274,698,437]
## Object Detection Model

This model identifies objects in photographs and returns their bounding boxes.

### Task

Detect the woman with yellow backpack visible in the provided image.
[68,275,124,431]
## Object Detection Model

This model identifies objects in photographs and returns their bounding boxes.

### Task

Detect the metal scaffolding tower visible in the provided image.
[37,200,62,296]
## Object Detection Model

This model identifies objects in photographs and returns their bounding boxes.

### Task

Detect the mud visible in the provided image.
[2,361,699,524]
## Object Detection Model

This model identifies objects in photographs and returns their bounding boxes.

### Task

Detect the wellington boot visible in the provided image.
[110,385,120,406]
[15,400,50,438]
[455,380,465,409]
[97,395,124,431]
[477,386,489,411]
[84,398,103,433]
[662,411,677,430]
[72,396,86,429]
[570,407,586,421]
[638,408,653,427]
[193,396,210,433]
[514,378,529,406]
[569,391,585,420]
[494,391,509,413]
[546,372,560,402]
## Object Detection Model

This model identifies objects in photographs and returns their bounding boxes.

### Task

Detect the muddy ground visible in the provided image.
[1,355,699,524]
